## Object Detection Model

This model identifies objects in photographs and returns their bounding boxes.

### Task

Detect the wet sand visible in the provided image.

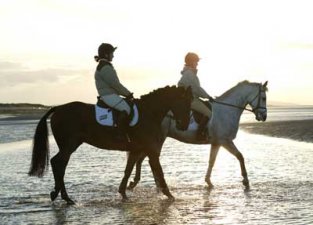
[0,114,44,121]
[240,119,313,143]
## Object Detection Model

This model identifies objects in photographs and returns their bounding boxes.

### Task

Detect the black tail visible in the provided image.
[28,107,56,177]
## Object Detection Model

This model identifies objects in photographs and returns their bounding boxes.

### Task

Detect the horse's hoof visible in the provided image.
[244,186,251,192]
[119,191,129,201]
[162,188,175,200]
[242,178,250,188]
[167,195,175,201]
[62,195,75,205]
[50,191,58,201]
[66,198,76,205]
[122,195,129,201]
[205,178,214,189]
[127,181,136,190]
[207,183,214,190]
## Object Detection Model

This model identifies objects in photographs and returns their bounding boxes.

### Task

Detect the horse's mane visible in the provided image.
[217,80,267,100]
[140,85,182,100]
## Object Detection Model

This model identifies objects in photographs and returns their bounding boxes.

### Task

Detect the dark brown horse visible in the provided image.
[28,86,192,204]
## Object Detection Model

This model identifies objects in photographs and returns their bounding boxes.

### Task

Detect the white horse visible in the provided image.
[128,80,268,189]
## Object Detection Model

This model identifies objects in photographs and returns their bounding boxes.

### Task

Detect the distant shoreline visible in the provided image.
[0,103,50,120]
[0,104,50,121]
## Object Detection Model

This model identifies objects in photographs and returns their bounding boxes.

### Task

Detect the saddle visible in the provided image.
[95,97,138,127]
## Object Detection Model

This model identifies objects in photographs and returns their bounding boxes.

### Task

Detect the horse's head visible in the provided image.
[249,81,268,121]
[171,86,193,130]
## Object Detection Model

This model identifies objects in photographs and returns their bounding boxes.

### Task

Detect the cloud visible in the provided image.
[281,42,313,50]
[0,61,26,70]
[0,61,86,86]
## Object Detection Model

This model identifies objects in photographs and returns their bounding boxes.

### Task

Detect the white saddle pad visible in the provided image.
[95,104,139,127]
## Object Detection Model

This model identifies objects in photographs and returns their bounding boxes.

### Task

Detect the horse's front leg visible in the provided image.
[148,152,174,200]
[127,153,146,190]
[205,144,220,188]
[223,141,249,188]
[118,151,139,200]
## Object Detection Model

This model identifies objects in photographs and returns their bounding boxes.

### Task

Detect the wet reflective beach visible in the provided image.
[1,129,313,224]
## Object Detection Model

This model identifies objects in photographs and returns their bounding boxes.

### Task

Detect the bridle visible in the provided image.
[210,84,266,113]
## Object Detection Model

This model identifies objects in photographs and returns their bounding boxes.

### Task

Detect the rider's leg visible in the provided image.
[100,94,131,114]
[197,116,209,140]
[191,98,211,140]
[101,94,131,141]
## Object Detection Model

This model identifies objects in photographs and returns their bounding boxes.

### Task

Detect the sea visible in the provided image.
[0,106,313,225]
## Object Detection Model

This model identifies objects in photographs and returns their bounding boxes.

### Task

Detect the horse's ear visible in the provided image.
[263,81,268,88]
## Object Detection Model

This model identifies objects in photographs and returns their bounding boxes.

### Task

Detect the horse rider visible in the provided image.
[94,43,134,141]
[178,52,212,141]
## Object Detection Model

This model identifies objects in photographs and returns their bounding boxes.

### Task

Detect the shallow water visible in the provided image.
[0,120,39,144]
[0,130,313,224]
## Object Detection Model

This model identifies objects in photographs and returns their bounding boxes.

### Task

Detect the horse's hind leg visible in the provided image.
[118,152,139,200]
[128,153,146,190]
[223,141,249,188]
[50,152,74,204]
[50,138,81,205]
[205,144,220,188]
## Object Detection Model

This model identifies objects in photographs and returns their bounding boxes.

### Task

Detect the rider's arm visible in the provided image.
[179,71,210,99]
[101,66,132,97]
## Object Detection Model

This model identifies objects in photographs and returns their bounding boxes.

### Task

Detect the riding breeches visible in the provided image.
[191,98,212,117]
[100,94,131,115]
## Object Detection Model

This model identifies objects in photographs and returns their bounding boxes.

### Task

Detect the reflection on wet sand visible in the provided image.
[1,129,313,224]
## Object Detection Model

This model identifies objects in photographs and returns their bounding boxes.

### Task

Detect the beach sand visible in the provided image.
[240,119,313,143]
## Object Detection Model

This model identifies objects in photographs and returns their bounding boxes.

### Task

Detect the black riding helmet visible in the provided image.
[95,43,117,61]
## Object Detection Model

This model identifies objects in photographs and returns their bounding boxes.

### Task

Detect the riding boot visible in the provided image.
[197,116,209,141]
[116,111,131,143]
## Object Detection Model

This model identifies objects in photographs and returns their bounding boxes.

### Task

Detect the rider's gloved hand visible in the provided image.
[126,93,134,101]
[208,96,214,102]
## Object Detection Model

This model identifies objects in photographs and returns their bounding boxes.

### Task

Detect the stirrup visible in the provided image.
[117,132,131,143]
[125,133,131,143]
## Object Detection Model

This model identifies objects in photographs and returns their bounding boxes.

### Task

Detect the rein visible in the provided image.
[210,99,254,112]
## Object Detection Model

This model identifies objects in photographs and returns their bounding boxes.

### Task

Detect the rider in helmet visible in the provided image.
[178,52,212,141]
[94,43,134,141]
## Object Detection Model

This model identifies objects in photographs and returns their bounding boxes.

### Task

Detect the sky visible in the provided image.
[1,0,313,105]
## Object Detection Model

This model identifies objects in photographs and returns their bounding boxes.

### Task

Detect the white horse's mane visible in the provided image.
[217,80,267,101]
